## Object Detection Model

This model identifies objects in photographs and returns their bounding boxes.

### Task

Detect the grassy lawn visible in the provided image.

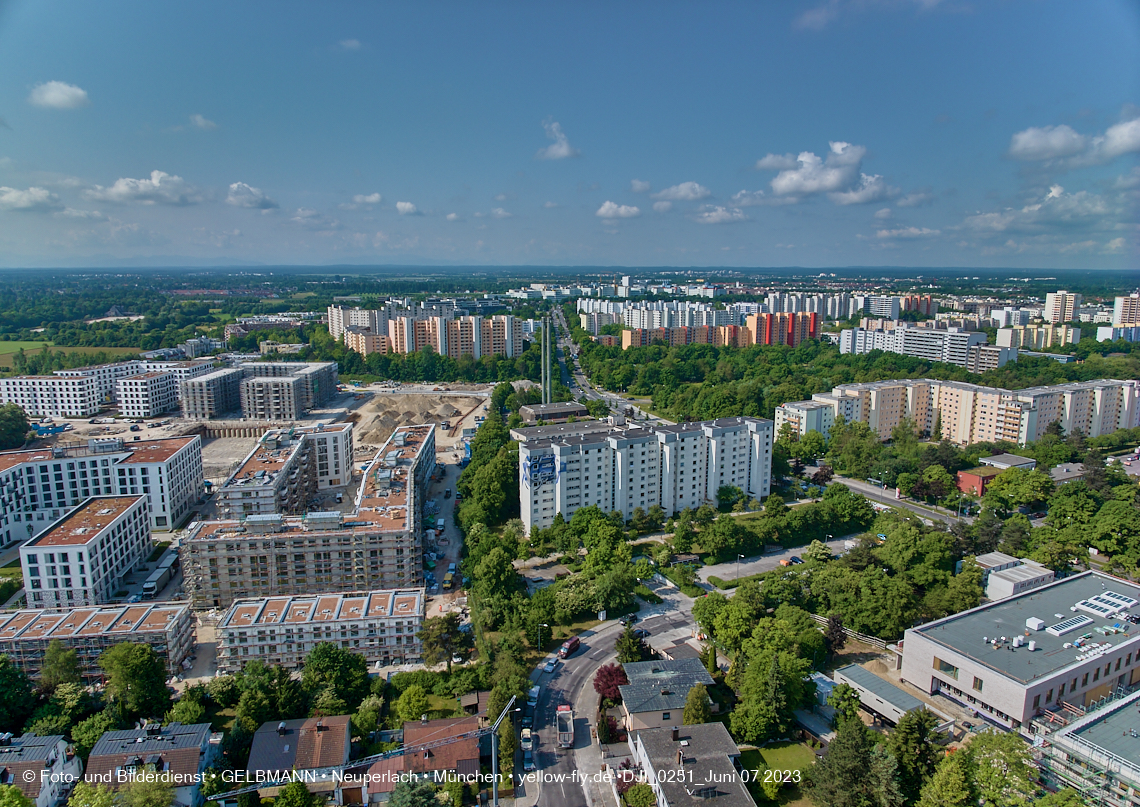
[0,342,140,368]
[0,558,22,579]
[427,693,463,717]
[208,704,236,733]
[739,743,817,807]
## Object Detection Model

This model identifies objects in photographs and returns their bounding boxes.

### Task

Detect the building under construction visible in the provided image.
[185,424,433,609]
[216,423,353,518]
[1034,688,1140,807]
[215,588,424,673]
[0,601,194,682]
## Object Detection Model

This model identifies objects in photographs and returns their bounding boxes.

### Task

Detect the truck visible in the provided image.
[142,553,179,598]
[556,705,574,748]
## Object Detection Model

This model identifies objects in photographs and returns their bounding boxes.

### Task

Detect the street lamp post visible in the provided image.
[490,696,520,807]
[737,554,744,581]
[878,473,885,502]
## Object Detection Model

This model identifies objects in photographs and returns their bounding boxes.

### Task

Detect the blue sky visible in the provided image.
[0,0,1137,269]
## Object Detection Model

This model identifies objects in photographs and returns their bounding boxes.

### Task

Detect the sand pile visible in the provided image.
[355,393,483,445]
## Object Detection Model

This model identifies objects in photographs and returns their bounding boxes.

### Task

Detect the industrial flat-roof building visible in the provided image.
[519,402,589,424]
[20,495,151,609]
[189,424,429,608]
[216,588,424,672]
[901,572,1140,731]
[0,602,194,682]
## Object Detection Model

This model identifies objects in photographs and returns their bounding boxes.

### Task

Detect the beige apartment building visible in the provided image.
[796,377,1140,447]
[996,324,1081,350]
[1113,293,1140,326]
[187,424,431,608]
[1044,291,1082,324]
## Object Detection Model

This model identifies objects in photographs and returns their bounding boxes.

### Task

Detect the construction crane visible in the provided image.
[212,696,518,805]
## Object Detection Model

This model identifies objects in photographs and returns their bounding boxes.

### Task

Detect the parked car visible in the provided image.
[543,659,558,674]
[523,750,536,772]
[633,628,650,639]
[620,614,638,626]
[520,728,533,751]
[789,556,804,565]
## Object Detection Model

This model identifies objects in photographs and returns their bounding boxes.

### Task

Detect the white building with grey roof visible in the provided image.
[518,416,772,532]
[900,571,1140,733]
[619,657,716,731]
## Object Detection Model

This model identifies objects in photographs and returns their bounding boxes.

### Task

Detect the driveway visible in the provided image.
[697,536,851,584]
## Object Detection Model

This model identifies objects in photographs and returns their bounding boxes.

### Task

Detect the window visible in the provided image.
[1032,694,1040,709]
[972,677,983,693]
[934,658,959,680]
[662,712,670,721]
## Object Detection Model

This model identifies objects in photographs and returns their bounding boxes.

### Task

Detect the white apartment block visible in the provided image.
[0,435,204,547]
[1113,294,1140,327]
[901,572,1140,732]
[20,495,151,610]
[1097,326,1140,344]
[863,295,902,319]
[795,377,1140,446]
[1044,291,1082,324]
[518,417,772,533]
[996,324,1081,350]
[0,375,101,418]
[216,588,424,672]
[774,399,837,439]
[55,362,145,404]
[217,423,353,517]
[840,325,992,368]
[117,371,178,419]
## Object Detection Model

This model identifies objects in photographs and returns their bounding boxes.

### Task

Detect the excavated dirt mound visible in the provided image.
[354,393,483,445]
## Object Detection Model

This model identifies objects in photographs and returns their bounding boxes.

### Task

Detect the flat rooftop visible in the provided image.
[1064,689,1140,772]
[0,602,187,641]
[355,424,433,532]
[26,496,145,547]
[220,589,424,628]
[835,663,925,714]
[910,572,1140,685]
[118,436,198,464]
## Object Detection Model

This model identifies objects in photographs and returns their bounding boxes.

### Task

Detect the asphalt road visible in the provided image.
[828,472,976,527]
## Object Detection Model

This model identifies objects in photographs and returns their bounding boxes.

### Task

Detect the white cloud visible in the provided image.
[1095,117,1140,161]
[290,208,342,230]
[396,202,420,215]
[1009,115,1140,165]
[28,81,90,109]
[58,207,105,220]
[1009,125,1087,161]
[536,119,580,160]
[767,142,866,198]
[0,186,63,212]
[596,201,640,219]
[226,182,277,210]
[85,170,201,205]
[964,184,1112,233]
[446,213,461,221]
[190,114,217,130]
[652,201,672,212]
[756,153,799,170]
[1114,167,1140,190]
[1104,237,1126,253]
[897,191,934,208]
[354,193,382,205]
[339,39,361,50]
[693,205,747,224]
[491,207,512,219]
[651,182,711,201]
[876,226,940,239]
[874,208,892,220]
[730,190,767,207]
[630,179,651,193]
[829,173,898,205]
[794,0,841,30]
[543,201,559,209]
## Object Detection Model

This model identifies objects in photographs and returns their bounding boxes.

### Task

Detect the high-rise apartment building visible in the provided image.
[1044,291,1082,324]
[996,324,1081,350]
[839,325,995,368]
[746,312,818,347]
[117,371,178,419]
[1112,294,1140,327]
[863,296,902,319]
[517,417,772,533]
[773,400,837,439]
[179,368,244,419]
